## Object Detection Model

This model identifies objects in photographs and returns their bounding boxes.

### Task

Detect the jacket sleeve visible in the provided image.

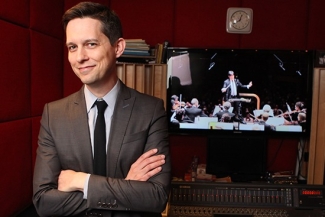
[33,103,88,217]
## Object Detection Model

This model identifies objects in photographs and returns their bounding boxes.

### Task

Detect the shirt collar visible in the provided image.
[84,81,120,113]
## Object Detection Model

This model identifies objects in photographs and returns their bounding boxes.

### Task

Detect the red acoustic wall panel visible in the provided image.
[31,31,63,116]
[240,0,309,49]
[267,138,299,173]
[0,0,29,27]
[111,0,174,46]
[307,0,325,49]
[0,20,31,122]
[0,120,32,217]
[0,0,65,215]
[30,0,64,39]
[170,135,207,178]
[173,0,241,48]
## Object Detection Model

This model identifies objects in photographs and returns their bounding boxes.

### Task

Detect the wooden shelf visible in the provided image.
[120,54,155,59]
[116,63,167,109]
[307,68,325,184]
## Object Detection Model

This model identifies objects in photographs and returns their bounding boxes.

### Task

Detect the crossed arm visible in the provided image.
[58,148,165,192]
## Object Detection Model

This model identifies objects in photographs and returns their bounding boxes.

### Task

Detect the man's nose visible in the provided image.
[76,48,88,62]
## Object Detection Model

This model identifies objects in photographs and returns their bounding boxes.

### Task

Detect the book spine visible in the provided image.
[161,40,169,64]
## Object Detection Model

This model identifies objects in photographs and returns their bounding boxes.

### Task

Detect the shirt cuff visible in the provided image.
[83,173,91,199]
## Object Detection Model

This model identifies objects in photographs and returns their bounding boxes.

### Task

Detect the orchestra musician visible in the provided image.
[221,70,253,124]
[256,104,274,120]
[244,108,254,123]
[258,112,276,131]
[183,98,208,122]
[283,101,307,131]
[279,101,306,120]
[214,101,235,122]
[171,95,179,111]
[170,95,186,123]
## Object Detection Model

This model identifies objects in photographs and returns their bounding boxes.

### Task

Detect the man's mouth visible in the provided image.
[78,65,95,73]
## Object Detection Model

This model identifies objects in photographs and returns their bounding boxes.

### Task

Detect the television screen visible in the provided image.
[167,48,314,137]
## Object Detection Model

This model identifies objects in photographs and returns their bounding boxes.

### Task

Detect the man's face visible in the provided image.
[66,18,118,87]
[228,74,235,80]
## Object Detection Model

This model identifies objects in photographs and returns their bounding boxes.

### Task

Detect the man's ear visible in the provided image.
[115,38,126,58]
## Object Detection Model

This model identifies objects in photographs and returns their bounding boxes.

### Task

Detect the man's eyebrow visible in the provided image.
[84,39,100,43]
[66,39,100,46]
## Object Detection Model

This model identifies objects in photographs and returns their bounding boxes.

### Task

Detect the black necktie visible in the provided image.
[93,100,108,176]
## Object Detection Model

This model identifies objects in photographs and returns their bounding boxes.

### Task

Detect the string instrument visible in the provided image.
[276,110,302,117]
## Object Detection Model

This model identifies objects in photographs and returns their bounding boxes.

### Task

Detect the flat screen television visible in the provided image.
[167,48,314,137]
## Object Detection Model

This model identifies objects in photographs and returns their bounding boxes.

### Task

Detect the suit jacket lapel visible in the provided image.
[69,86,94,173]
[107,81,134,177]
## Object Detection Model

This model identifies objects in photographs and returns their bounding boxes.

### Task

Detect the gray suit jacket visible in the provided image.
[33,81,171,217]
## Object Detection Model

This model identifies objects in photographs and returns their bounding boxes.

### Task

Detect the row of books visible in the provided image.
[154,40,169,64]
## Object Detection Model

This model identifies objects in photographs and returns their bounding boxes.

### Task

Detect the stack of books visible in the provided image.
[123,39,151,56]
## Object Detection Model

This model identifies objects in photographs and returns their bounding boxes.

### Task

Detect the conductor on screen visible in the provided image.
[221,70,252,124]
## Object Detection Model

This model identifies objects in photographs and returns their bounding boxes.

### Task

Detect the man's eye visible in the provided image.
[68,45,77,51]
[88,43,97,48]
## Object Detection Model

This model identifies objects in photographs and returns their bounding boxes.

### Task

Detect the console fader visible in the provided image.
[168,181,325,217]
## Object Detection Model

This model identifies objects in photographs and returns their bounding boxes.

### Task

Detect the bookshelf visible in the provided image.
[116,63,167,109]
[118,54,156,63]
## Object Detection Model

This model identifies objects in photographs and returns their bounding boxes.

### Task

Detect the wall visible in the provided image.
[0,0,64,216]
[0,0,324,216]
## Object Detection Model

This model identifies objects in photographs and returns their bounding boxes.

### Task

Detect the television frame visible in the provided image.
[166,47,314,138]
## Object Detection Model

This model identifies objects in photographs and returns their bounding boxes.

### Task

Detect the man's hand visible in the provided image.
[248,81,253,88]
[125,148,165,181]
[221,88,227,93]
[58,170,88,192]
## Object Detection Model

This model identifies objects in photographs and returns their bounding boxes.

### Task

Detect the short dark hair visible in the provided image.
[62,2,123,45]
[295,101,304,110]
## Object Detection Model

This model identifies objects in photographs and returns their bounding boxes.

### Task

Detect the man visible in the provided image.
[284,101,307,131]
[258,112,275,131]
[221,70,252,123]
[33,2,171,217]
[170,95,184,124]
[183,98,207,122]
[215,101,235,122]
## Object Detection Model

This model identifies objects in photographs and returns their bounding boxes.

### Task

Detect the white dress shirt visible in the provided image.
[82,81,120,199]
